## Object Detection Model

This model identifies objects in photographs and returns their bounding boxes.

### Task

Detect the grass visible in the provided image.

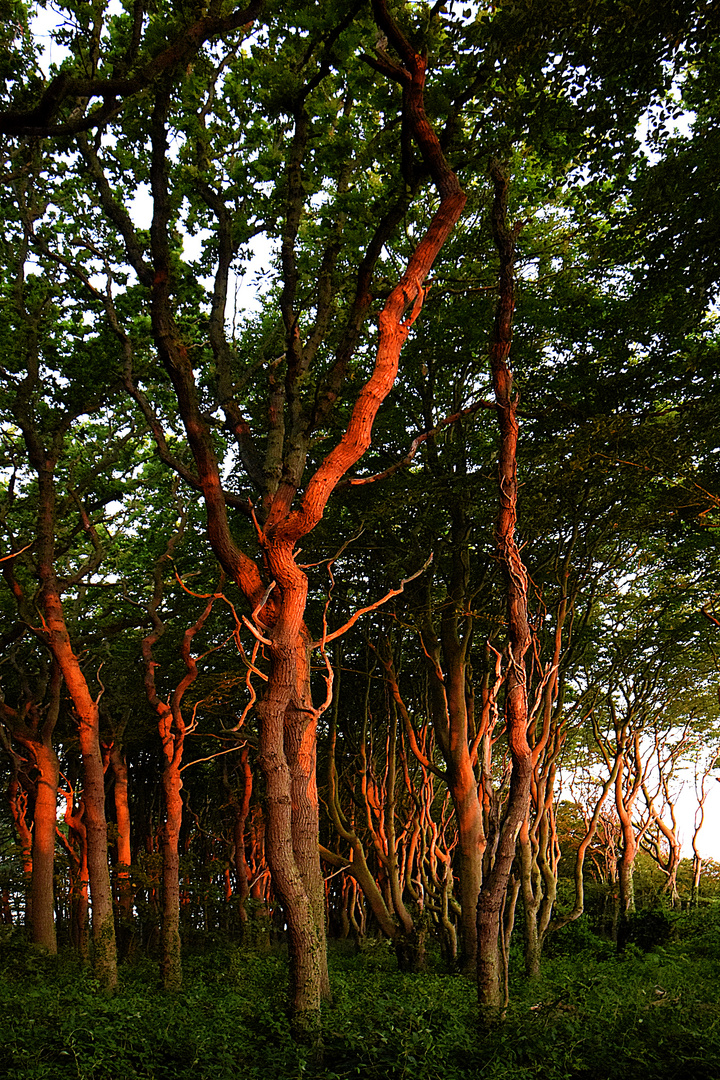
[1,912,719,1080]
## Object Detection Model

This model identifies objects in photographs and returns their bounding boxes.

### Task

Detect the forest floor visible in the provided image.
[1,910,719,1080]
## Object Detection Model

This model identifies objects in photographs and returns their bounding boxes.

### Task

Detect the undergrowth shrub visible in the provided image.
[617,908,676,953]
[543,915,616,962]
[1,931,719,1080]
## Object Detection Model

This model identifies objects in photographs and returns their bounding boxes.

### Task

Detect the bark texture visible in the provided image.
[477,161,533,1018]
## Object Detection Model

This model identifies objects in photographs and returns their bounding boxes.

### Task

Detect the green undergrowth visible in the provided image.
[1,914,719,1080]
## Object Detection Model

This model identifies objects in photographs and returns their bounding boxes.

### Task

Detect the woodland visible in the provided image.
[1,0,720,1074]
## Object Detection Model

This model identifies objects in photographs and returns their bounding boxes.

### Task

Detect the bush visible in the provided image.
[617,908,676,953]
[543,915,615,962]
[1,934,719,1080]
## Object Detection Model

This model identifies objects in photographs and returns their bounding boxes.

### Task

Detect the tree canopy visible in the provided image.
[1,0,719,1049]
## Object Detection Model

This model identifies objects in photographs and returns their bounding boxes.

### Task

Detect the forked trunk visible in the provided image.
[138,0,466,1039]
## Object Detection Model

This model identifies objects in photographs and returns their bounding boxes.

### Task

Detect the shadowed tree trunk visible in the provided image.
[476,161,533,1020]
[223,748,253,936]
[142,537,216,992]
[57,782,90,962]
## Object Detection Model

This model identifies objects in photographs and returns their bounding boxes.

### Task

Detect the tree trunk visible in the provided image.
[226,748,252,935]
[519,820,541,980]
[477,160,533,1020]
[477,752,532,1015]
[284,637,330,998]
[23,457,117,989]
[60,790,90,962]
[29,742,60,953]
[257,636,324,1044]
[2,660,63,952]
[618,841,636,916]
[160,755,183,990]
[109,742,134,956]
[131,0,466,1040]
[450,757,484,971]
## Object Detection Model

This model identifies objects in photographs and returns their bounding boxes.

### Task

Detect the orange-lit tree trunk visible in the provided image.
[31,469,117,989]
[0,662,62,952]
[601,712,646,919]
[476,161,533,1018]
[87,1,465,1039]
[108,739,134,955]
[413,541,489,973]
[46,589,116,984]
[142,546,215,991]
[157,28,463,1042]
[8,324,117,986]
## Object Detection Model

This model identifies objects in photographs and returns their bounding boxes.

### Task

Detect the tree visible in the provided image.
[2,0,720,1039]
[6,0,466,1037]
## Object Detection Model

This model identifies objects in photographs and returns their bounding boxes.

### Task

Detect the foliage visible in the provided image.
[1,0,720,1045]
[1,926,720,1080]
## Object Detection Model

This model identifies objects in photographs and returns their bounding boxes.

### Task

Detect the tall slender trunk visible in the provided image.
[618,833,636,916]
[59,789,90,961]
[73,694,117,986]
[47,611,117,988]
[142,576,213,990]
[2,658,63,951]
[14,429,116,987]
[385,626,484,971]
[451,770,484,971]
[160,741,183,990]
[614,733,641,919]
[29,741,60,952]
[418,610,485,972]
[109,742,133,955]
[477,160,533,1018]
